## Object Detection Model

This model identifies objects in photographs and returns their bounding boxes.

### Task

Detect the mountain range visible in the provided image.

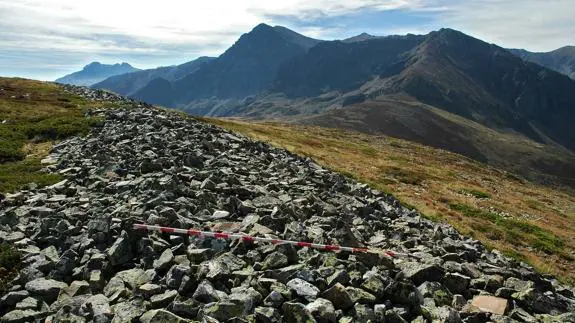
[510,46,575,80]
[84,24,575,185]
[55,62,139,86]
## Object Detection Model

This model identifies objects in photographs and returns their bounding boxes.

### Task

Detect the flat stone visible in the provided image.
[150,290,178,308]
[25,278,67,304]
[471,295,508,315]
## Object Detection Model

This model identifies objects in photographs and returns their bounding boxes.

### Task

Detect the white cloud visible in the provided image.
[433,0,575,51]
[0,0,573,80]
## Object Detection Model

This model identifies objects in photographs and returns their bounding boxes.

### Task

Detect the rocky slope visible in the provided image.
[0,87,574,322]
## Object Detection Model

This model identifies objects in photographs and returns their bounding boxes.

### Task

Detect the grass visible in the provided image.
[202,117,575,284]
[0,243,21,294]
[0,77,107,193]
[459,188,491,199]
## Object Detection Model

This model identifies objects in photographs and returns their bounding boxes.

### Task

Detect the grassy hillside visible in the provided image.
[203,117,575,284]
[0,78,105,192]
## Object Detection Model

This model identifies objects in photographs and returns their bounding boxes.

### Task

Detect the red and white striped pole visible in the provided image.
[133,224,402,258]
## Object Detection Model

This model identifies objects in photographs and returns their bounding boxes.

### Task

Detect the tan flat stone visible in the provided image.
[471,295,508,315]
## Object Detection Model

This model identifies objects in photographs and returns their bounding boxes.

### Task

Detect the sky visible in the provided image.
[1,0,574,81]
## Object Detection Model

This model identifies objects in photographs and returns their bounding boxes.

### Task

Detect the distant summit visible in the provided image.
[56,62,140,86]
[343,32,377,43]
[509,46,575,79]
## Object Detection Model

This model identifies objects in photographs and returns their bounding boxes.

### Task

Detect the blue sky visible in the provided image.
[1,0,573,81]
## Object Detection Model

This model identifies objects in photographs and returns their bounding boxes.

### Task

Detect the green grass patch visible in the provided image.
[0,243,21,295]
[449,202,565,254]
[385,166,426,185]
[360,146,378,157]
[524,199,545,210]
[0,159,62,192]
[459,188,491,199]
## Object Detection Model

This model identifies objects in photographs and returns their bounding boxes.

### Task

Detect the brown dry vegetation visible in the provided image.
[202,117,575,284]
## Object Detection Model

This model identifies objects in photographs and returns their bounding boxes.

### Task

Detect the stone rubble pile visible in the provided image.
[1,87,574,322]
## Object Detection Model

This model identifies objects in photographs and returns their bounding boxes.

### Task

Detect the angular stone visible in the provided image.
[353,303,376,323]
[111,299,147,323]
[106,230,133,266]
[202,301,245,321]
[399,263,444,285]
[281,302,316,323]
[150,290,178,308]
[1,309,40,323]
[186,247,211,264]
[140,309,188,323]
[80,294,112,322]
[306,298,336,323]
[287,278,320,300]
[138,283,164,299]
[166,265,190,289]
[193,280,220,303]
[263,290,285,308]
[0,290,29,308]
[25,278,67,303]
[255,306,281,323]
[443,272,470,294]
[346,287,377,305]
[262,252,289,270]
[327,270,351,287]
[321,283,354,310]
[154,248,175,272]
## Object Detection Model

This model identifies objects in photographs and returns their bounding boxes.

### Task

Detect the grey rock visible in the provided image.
[399,263,444,285]
[140,309,188,323]
[80,294,112,322]
[281,302,316,323]
[321,283,353,310]
[106,230,133,266]
[150,289,178,308]
[193,280,220,303]
[111,299,147,323]
[0,309,40,323]
[153,248,175,271]
[25,278,67,303]
[0,290,29,307]
[353,303,376,323]
[255,306,281,323]
[306,298,336,323]
[262,251,289,270]
[443,272,470,294]
[287,278,320,300]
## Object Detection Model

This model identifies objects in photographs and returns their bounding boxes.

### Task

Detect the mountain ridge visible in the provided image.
[86,25,575,186]
[55,62,140,86]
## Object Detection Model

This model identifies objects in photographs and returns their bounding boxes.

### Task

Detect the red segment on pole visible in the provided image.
[160,227,175,233]
[272,239,281,244]
[214,232,229,239]
[324,245,340,251]
[242,236,254,242]
[297,242,312,248]
[134,224,146,230]
[353,248,369,253]
[386,251,395,257]
[188,229,201,236]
